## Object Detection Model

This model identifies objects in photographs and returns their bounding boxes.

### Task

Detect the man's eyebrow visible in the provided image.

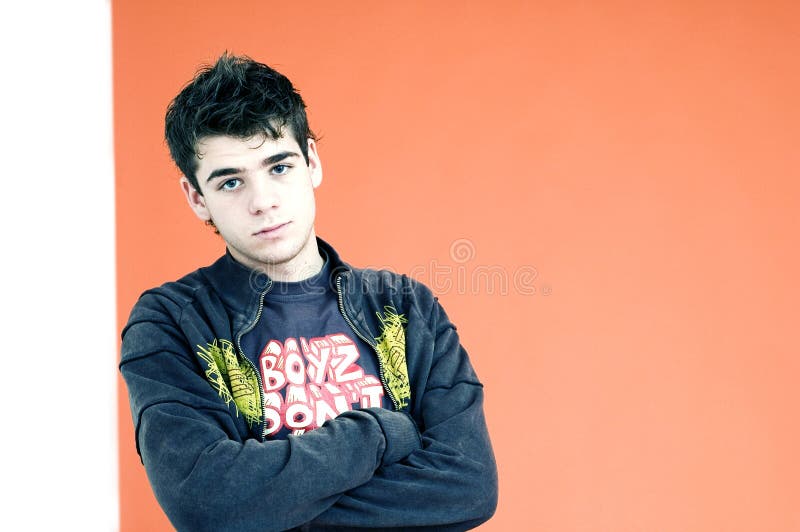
[261,151,299,167]
[206,167,242,183]
[205,151,300,183]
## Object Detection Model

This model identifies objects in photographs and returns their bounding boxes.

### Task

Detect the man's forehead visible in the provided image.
[195,131,298,156]
[192,131,305,185]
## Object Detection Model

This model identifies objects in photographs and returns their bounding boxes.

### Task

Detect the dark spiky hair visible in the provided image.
[165,52,316,192]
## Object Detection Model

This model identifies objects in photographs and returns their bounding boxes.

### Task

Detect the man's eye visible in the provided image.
[272,164,290,175]
[220,178,242,191]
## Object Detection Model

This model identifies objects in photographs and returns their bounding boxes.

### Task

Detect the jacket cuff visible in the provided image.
[362,408,422,466]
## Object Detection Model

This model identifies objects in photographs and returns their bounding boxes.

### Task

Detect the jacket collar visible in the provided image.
[199,236,351,316]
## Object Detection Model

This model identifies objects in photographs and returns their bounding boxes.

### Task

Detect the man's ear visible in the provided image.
[180,177,211,221]
[307,139,323,188]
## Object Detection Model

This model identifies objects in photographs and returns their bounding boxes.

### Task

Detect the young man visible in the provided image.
[120,53,498,532]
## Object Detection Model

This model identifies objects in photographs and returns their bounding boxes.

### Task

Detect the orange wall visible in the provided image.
[114,2,800,530]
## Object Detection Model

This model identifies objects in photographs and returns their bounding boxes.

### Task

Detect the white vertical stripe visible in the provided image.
[0,1,118,530]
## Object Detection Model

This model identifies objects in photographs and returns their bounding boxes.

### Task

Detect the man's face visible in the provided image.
[181,132,323,279]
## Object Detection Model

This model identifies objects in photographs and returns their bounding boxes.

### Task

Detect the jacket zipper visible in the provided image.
[236,280,272,440]
[335,274,401,411]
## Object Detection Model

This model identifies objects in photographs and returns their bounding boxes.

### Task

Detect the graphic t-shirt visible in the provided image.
[241,253,389,439]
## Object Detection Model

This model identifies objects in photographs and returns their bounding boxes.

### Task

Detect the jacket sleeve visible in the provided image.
[119,293,422,532]
[307,291,499,530]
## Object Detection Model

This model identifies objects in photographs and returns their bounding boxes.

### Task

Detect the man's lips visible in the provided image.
[254,222,290,236]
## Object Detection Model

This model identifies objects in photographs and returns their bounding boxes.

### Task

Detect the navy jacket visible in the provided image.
[120,238,498,531]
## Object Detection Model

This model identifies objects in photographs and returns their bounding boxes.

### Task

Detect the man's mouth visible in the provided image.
[254,222,290,236]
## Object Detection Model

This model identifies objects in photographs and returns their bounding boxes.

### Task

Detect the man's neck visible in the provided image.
[265,250,324,283]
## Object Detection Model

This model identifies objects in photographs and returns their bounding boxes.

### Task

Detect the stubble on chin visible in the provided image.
[244,233,320,281]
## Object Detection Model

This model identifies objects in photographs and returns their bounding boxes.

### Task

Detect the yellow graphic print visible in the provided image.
[197,339,262,428]
[374,307,411,409]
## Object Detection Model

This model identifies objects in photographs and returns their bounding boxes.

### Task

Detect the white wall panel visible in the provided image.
[0,1,117,530]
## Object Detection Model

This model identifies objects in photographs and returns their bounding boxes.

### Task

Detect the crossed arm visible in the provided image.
[120,294,497,532]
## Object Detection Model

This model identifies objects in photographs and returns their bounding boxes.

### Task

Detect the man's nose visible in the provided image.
[248,178,279,214]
